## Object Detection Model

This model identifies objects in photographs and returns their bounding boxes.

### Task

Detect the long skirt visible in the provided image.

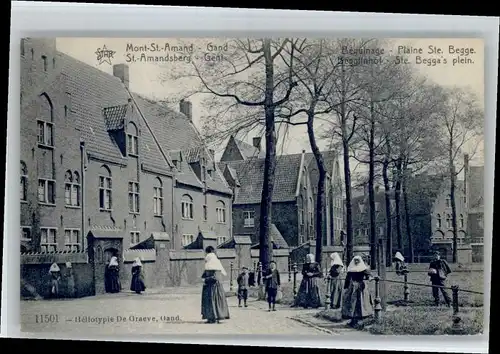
[201,280,230,322]
[130,274,146,293]
[341,280,374,320]
[107,268,121,293]
[328,276,343,309]
[294,277,322,308]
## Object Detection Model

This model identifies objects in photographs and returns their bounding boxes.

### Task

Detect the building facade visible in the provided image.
[219,136,343,248]
[20,38,232,256]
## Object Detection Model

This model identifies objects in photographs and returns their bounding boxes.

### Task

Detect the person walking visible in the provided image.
[201,246,230,324]
[428,251,452,306]
[328,252,344,309]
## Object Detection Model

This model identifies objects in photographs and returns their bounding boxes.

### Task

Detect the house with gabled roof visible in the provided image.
[20,38,233,260]
[218,136,344,248]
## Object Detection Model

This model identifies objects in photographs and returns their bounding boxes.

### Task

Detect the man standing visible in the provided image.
[428,251,452,306]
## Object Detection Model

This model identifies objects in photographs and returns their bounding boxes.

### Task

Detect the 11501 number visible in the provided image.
[35,314,60,324]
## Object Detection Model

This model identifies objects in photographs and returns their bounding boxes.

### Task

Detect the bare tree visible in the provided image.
[277,39,345,264]
[438,87,483,262]
[159,39,299,269]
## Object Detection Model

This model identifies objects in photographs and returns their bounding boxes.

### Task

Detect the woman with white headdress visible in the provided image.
[293,253,323,309]
[328,252,345,309]
[393,251,408,276]
[130,257,146,294]
[201,246,230,324]
[48,263,61,298]
[342,255,374,327]
[106,255,121,293]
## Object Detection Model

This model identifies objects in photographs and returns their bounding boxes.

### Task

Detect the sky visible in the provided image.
[55,37,484,169]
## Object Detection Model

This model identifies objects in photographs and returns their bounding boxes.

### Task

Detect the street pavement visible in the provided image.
[21,286,330,337]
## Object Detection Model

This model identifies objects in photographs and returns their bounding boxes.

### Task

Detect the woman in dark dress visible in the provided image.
[294,253,323,308]
[201,246,230,324]
[107,256,121,293]
[328,252,344,309]
[130,257,146,294]
[342,255,374,327]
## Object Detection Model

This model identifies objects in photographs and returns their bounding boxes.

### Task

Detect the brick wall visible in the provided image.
[232,202,299,247]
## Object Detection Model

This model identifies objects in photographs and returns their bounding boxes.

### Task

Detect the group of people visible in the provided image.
[103,256,146,294]
[293,252,374,327]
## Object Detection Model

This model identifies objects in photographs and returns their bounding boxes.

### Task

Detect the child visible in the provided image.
[394,251,408,276]
[237,266,250,307]
[263,261,281,312]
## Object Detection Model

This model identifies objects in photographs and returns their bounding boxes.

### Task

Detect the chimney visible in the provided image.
[179,99,193,122]
[253,137,262,151]
[113,64,129,88]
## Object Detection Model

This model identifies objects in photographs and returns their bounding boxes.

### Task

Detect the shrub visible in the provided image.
[368,307,484,335]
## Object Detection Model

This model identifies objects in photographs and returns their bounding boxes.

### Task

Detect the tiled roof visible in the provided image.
[251,224,290,249]
[54,51,230,195]
[103,104,127,131]
[234,138,265,159]
[270,224,289,248]
[219,153,303,204]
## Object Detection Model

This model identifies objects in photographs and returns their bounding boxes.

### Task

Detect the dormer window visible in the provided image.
[127,122,139,156]
[41,55,48,72]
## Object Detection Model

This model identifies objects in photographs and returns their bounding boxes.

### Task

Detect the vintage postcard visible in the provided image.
[19,37,487,337]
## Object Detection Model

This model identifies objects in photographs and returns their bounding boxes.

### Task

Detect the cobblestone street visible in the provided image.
[21,287,330,337]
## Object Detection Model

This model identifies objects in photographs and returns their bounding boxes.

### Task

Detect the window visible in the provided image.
[463,195,467,204]
[153,178,163,216]
[64,171,80,207]
[20,226,31,241]
[182,234,195,246]
[64,229,81,251]
[37,120,54,147]
[181,194,193,219]
[298,195,304,233]
[127,122,139,156]
[446,214,452,228]
[216,200,226,223]
[203,205,207,221]
[390,200,396,211]
[379,226,384,236]
[243,210,255,227]
[38,178,55,204]
[40,227,57,252]
[99,166,112,211]
[478,215,484,229]
[445,195,451,208]
[130,231,140,245]
[20,161,27,201]
[437,214,442,228]
[459,214,464,228]
[128,181,140,213]
[41,55,48,71]
[375,202,380,212]
[217,236,227,245]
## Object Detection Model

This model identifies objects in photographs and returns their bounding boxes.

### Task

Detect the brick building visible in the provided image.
[20,38,233,257]
[218,136,344,248]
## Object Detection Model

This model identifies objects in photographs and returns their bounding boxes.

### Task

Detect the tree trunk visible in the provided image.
[343,137,354,264]
[307,110,326,265]
[258,39,277,270]
[382,157,392,267]
[402,164,414,263]
[368,104,377,270]
[449,141,458,263]
[394,157,403,251]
